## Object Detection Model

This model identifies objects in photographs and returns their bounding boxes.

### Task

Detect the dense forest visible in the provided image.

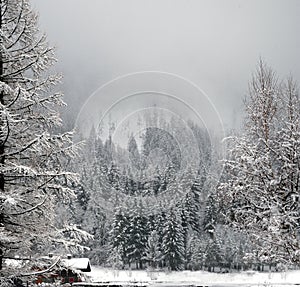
[65,61,300,272]
[66,114,253,271]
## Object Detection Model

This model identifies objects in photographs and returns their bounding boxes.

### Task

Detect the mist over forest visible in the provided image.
[31,0,300,132]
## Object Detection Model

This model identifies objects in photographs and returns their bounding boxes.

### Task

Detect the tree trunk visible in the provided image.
[139,260,143,270]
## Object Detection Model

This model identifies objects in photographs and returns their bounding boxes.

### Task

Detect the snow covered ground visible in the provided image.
[87,267,300,286]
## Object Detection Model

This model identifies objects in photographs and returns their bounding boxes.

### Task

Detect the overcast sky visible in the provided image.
[31,0,300,133]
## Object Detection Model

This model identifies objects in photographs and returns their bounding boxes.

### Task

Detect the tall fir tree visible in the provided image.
[143,230,162,269]
[110,207,129,266]
[162,208,185,270]
[126,199,147,269]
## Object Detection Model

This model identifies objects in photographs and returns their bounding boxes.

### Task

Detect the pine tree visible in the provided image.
[187,235,205,270]
[205,237,224,272]
[182,173,202,233]
[203,192,218,239]
[162,208,184,270]
[143,230,162,269]
[179,205,189,269]
[107,162,120,190]
[128,134,140,171]
[154,209,166,267]
[126,199,147,269]
[110,207,129,266]
[107,246,124,269]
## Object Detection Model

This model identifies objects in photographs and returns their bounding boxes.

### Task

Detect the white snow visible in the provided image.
[4,196,17,205]
[87,267,300,286]
[61,258,90,270]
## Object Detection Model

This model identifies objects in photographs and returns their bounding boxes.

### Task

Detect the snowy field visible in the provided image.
[87,267,300,286]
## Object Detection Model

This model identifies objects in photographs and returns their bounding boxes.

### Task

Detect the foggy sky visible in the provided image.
[31,0,300,131]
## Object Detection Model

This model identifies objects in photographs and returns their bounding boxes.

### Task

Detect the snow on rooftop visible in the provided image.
[4,259,23,268]
[61,258,91,271]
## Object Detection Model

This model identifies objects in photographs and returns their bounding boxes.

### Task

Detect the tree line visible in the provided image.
[72,61,300,271]
[70,118,256,271]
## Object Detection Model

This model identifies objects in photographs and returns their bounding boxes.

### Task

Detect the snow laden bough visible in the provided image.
[0,0,92,278]
[219,61,300,267]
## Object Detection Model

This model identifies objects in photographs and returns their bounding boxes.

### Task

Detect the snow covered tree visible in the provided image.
[203,192,218,239]
[107,162,120,190]
[187,234,206,270]
[182,174,202,233]
[83,191,110,264]
[205,237,224,272]
[107,246,123,269]
[219,60,300,265]
[143,230,162,269]
[126,199,148,269]
[275,79,300,227]
[128,134,140,171]
[110,207,129,265]
[162,208,184,270]
[154,209,166,267]
[0,0,88,272]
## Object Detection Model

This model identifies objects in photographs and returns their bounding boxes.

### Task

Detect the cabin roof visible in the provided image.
[61,258,91,272]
